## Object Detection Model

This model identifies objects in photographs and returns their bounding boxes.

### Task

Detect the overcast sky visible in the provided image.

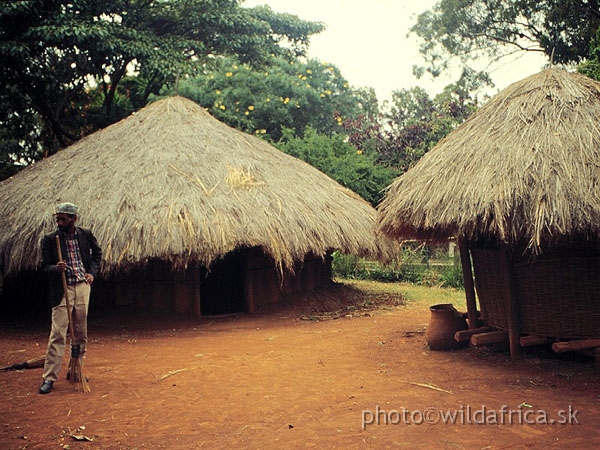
[243,0,548,102]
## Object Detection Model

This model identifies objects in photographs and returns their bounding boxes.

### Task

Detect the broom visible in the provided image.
[0,356,45,371]
[55,235,90,393]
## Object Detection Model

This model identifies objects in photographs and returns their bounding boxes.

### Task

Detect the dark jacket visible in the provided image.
[41,227,102,307]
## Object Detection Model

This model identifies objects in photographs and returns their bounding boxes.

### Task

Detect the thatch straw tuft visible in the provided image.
[226,166,265,190]
[0,96,391,276]
[377,69,600,251]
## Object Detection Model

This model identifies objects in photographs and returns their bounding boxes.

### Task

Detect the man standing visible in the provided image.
[39,202,102,394]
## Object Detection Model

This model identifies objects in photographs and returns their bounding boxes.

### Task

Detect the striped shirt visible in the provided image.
[64,233,87,285]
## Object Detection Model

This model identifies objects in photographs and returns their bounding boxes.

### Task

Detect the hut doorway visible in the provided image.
[200,250,245,315]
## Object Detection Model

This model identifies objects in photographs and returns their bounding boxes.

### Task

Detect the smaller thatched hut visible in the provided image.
[377,69,600,358]
[0,96,391,317]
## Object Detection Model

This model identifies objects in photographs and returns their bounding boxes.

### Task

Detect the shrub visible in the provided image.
[332,248,464,288]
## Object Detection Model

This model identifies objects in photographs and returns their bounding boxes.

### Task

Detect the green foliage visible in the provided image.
[439,263,465,289]
[578,27,600,81]
[411,0,599,79]
[0,84,44,168]
[343,69,482,172]
[247,5,325,59]
[332,247,464,288]
[275,127,398,205]
[170,56,367,141]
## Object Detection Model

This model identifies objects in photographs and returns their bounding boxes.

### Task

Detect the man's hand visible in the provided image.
[85,273,94,284]
[56,260,68,272]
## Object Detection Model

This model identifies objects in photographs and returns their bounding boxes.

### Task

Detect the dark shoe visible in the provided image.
[39,380,53,394]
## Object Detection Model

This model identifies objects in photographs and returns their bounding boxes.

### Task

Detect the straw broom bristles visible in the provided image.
[55,235,90,393]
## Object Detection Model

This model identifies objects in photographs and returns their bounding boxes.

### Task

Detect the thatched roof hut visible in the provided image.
[377,69,600,357]
[0,96,389,315]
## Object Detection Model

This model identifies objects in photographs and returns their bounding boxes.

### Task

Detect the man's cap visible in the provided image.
[55,202,78,216]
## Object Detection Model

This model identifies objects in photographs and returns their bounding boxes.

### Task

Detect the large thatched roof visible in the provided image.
[0,96,389,276]
[377,69,600,251]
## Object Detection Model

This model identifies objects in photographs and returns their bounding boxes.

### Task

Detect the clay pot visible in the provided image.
[425,303,468,350]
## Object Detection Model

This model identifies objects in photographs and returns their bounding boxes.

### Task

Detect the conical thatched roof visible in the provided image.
[378,69,600,251]
[0,96,389,276]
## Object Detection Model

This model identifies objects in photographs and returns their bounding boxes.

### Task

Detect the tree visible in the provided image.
[171,55,369,141]
[0,0,324,165]
[411,0,600,78]
[343,69,484,172]
[578,26,600,81]
[276,127,398,206]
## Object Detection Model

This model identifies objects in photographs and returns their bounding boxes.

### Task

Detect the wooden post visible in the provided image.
[552,339,600,353]
[470,330,509,346]
[519,335,548,347]
[454,326,495,343]
[458,236,478,330]
[501,245,521,360]
[174,267,201,317]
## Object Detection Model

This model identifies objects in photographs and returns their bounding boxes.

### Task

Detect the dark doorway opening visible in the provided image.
[200,250,245,315]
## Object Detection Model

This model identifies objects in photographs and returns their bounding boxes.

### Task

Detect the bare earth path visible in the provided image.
[1,281,599,449]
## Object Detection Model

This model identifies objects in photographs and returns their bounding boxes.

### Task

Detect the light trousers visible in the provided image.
[42,282,91,382]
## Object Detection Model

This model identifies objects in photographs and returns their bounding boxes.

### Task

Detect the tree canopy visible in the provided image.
[170,55,369,141]
[411,0,600,78]
[276,127,398,206]
[342,68,484,173]
[578,26,600,81]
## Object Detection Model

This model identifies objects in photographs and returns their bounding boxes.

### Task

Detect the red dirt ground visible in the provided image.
[1,281,599,449]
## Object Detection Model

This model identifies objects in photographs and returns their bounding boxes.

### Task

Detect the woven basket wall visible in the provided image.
[471,248,509,330]
[514,257,600,338]
[471,247,600,339]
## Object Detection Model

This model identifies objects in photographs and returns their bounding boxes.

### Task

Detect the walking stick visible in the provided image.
[55,235,90,392]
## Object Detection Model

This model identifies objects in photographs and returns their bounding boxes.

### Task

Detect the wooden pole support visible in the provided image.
[457,236,478,330]
[454,326,495,343]
[519,335,548,347]
[499,245,521,360]
[552,339,600,354]
[470,330,509,347]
